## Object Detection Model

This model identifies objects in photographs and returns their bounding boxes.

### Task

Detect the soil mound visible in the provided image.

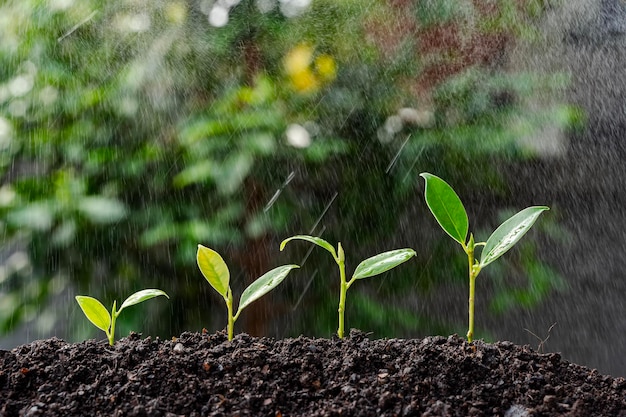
[1,330,624,416]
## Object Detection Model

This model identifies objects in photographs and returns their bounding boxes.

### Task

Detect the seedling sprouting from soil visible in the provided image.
[75,289,169,345]
[420,172,548,342]
[280,235,416,338]
[524,322,557,353]
[197,244,299,341]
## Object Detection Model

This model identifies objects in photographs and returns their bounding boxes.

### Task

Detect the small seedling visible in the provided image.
[197,244,299,341]
[420,172,548,342]
[280,235,416,338]
[524,322,557,353]
[75,289,169,345]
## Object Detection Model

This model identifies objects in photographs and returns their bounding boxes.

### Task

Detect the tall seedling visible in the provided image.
[420,173,549,342]
[197,244,299,340]
[280,235,416,338]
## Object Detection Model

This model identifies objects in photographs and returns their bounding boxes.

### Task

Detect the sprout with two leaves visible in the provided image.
[280,236,416,338]
[75,289,169,345]
[420,172,549,342]
[197,244,299,341]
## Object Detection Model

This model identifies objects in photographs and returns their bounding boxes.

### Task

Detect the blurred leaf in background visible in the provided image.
[0,0,571,343]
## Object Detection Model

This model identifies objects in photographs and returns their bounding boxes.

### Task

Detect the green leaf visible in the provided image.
[77,196,128,224]
[173,160,214,188]
[214,152,254,196]
[480,206,549,268]
[7,202,55,231]
[75,296,111,332]
[197,244,230,298]
[118,289,169,315]
[237,265,299,315]
[352,249,416,280]
[420,173,469,246]
[280,235,337,259]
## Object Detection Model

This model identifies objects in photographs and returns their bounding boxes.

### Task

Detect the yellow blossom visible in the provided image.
[290,69,319,93]
[283,44,337,94]
[284,44,314,76]
[315,54,336,81]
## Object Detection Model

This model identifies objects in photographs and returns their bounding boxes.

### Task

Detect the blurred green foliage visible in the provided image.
[1,0,572,342]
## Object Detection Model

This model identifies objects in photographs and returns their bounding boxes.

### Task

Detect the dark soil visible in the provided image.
[1,330,624,416]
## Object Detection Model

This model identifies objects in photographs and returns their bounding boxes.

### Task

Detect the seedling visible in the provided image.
[524,322,557,353]
[420,172,549,342]
[197,244,299,341]
[75,289,169,345]
[280,235,416,338]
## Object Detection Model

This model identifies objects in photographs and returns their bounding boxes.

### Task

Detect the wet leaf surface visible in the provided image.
[197,245,230,298]
[352,249,416,280]
[237,265,299,314]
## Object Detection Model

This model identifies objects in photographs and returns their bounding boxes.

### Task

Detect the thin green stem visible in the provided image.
[108,301,117,346]
[337,243,347,339]
[108,320,115,346]
[233,308,242,323]
[467,265,476,342]
[346,276,356,289]
[466,236,477,342]
[226,289,234,341]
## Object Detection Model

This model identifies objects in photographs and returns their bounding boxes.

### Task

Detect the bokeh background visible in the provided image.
[2,0,625,376]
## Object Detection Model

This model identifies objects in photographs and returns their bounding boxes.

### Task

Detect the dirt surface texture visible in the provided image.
[1,329,624,416]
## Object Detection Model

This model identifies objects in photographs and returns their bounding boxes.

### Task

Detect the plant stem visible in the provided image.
[337,243,347,339]
[226,289,234,341]
[108,301,117,346]
[465,236,480,342]
[467,265,476,342]
[108,318,115,346]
